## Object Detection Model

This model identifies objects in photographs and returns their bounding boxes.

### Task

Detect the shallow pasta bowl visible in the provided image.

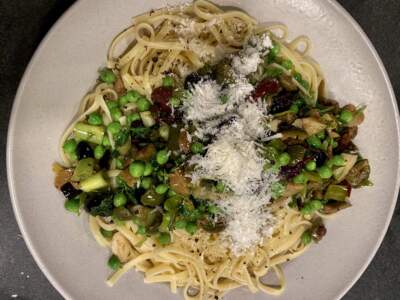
[7,0,400,299]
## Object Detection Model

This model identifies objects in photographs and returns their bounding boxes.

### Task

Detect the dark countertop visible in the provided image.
[0,1,399,299]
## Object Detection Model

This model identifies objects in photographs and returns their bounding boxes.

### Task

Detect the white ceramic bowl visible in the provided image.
[7,1,400,299]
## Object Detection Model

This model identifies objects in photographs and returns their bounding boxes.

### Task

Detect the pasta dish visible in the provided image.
[53,1,371,299]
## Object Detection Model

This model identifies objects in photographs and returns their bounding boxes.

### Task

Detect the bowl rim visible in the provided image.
[6,1,400,299]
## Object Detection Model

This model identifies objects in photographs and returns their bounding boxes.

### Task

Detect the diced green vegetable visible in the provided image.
[79,172,108,192]
[164,195,182,211]
[159,125,170,140]
[94,145,106,160]
[71,158,95,181]
[140,189,164,207]
[159,211,173,232]
[140,111,156,127]
[324,185,348,201]
[73,122,105,144]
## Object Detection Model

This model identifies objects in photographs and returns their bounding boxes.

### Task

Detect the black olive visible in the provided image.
[184,72,202,89]
[60,182,81,200]
[76,141,94,160]
[98,150,111,169]
[312,150,327,167]
[269,92,295,114]
[278,122,294,131]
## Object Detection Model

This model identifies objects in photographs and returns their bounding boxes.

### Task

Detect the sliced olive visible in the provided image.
[113,207,132,221]
[140,189,164,207]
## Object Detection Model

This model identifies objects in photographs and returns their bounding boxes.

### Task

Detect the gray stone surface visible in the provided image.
[0,0,398,299]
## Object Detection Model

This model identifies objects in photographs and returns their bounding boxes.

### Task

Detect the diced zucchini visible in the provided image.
[324,185,348,201]
[73,122,105,144]
[71,158,95,181]
[80,172,108,192]
[140,111,156,128]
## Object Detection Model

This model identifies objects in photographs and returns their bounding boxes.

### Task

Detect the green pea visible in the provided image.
[129,161,145,178]
[310,200,323,211]
[175,219,187,229]
[318,165,332,179]
[118,95,129,107]
[64,197,80,214]
[155,184,169,194]
[143,162,153,176]
[141,177,153,189]
[162,76,174,87]
[301,231,312,245]
[316,131,325,140]
[271,182,285,198]
[126,90,141,103]
[167,189,177,197]
[300,204,313,215]
[339,110,353,123]
[110,107,122,121]
[293,172,307,184]
[158,232,171,245]
[100,228,114,238]
[127,112,140,125]
[215,181,225,193]
[332,155,345,166]
[156,149,170,165]
[264,67,283,78]
[137,225,146,235]
[94,145,106,159]
[307,135,321,148]
[278,152,291,166]
[220,94,229,104]
[137,97,151,112]
[208,204,220,214]
[113,193,127,207]
[281,59,293,70]
[289,104,299,114]
[293,72,302,82]
[63,139,77,154]
[107,121,122,135]
[106,100,119,110]
[305,160,317,171]
[99,68,116,84]
[191,142,204,154]
[169,96,181,107]
[185,222,197,235]
[108,255,121,270]
[88,112,103,125]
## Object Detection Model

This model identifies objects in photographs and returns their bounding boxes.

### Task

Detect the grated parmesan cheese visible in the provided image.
[232,33,273,76]
[182,33,279,254]
[190,131,265,195]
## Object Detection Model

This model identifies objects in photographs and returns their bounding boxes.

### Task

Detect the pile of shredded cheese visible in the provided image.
[182,33,279,254]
